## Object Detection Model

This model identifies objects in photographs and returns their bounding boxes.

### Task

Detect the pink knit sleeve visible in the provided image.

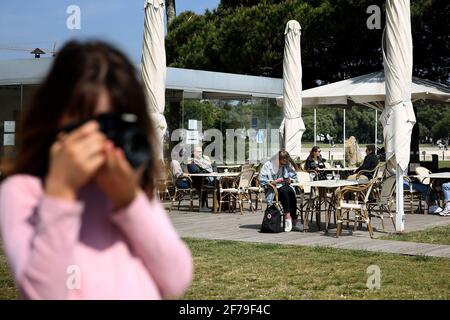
[111,192,193,298]
[0,176,84,299]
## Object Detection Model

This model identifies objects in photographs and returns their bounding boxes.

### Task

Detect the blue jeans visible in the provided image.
[403,180,436,205]
[443,182,450,202]
[176,180,190,189]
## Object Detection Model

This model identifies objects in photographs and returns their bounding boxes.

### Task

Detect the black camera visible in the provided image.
[61,113,151,169]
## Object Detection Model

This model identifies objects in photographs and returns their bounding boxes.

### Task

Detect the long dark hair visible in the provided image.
[11,40,157,196]
[309,146,320,158]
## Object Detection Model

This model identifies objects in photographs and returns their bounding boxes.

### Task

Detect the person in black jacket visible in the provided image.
[354,145,379,180]
[305,146,326,171]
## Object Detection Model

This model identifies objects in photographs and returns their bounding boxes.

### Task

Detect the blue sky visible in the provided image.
[0,0,221,62]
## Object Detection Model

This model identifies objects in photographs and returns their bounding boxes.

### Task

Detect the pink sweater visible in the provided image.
[0,175,193,300]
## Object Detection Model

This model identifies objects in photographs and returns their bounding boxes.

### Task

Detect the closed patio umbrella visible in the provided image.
[381,0,415,231]
[141,0,167,161]
[279,20,305,159]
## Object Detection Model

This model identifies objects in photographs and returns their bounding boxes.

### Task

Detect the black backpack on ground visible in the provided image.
[260,204,284,233]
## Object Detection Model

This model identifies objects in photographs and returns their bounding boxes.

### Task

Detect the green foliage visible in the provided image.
[166,0,449,143]
[431,114,450,140]
[415,102,450,141]
[167,0,448,86]
[181,100,223,129]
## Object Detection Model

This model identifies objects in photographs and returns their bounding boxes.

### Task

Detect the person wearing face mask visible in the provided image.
[259,150,301,232]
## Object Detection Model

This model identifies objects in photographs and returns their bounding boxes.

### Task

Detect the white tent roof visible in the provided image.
[276,71,450,110]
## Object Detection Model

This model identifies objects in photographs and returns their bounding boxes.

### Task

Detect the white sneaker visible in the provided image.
[292,221,304,232]
[429,205,443,214]
[439,203,450,216]
[284,219,292,232]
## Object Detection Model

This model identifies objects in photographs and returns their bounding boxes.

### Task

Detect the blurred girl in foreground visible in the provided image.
[0,41,193,299]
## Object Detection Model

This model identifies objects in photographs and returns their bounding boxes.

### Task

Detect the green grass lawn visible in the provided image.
[0,245,18,299]
[380,225,450,246]
[180,238,450,300]
[301,142,343,149]
[440,160,450,169]
[1,238,449,300]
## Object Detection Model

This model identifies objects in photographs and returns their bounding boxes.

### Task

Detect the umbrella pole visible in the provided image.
[395,164,405,232]
[343,109,346,167]
[375,110,378,150]
[314,108,317,146]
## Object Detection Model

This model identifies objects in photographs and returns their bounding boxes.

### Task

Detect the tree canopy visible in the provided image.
[165,0,449,144]
[167,0,449,86]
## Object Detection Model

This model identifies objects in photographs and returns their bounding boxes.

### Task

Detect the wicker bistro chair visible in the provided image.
[218,169,255,214]
[335,178,378,238]
[241,163,254,171]
[247,172,265,212]
[156,178,172,201]
[354,162,385,183]
[295,171,320,231]
[169,175,197,212]
[156,165,175,201]
[367,175,396,231]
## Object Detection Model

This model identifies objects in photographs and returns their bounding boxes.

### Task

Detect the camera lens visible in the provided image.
[123,128,151,168]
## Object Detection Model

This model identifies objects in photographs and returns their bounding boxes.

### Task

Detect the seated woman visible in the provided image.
[305,146,326,171]
[259,150,301,232]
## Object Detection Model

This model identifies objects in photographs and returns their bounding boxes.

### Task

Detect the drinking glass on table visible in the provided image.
[309,172,316,181]
[326,173,333,181]
[334,173,340,181]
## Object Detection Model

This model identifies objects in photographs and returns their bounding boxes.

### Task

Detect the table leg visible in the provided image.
[199,177,205,209]
[213,178,219,213]
[316,188,322,230]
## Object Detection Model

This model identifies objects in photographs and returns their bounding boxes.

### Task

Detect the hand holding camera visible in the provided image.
[95,140,143,210]
[45,121,107,202]
[46,113,151,209]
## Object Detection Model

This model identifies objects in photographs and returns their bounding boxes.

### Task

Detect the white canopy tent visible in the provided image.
[141,0,167,161]
[276,71,450,165]
[279,20,305,159]
[277,71,450,110]
[382,0,415,232]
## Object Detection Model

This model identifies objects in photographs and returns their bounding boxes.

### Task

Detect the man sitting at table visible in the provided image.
[259,150,301,232]
[350,144,379,181]
[187,145,216,211]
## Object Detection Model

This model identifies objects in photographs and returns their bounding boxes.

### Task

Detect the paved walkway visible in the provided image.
[165,202,450,258]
